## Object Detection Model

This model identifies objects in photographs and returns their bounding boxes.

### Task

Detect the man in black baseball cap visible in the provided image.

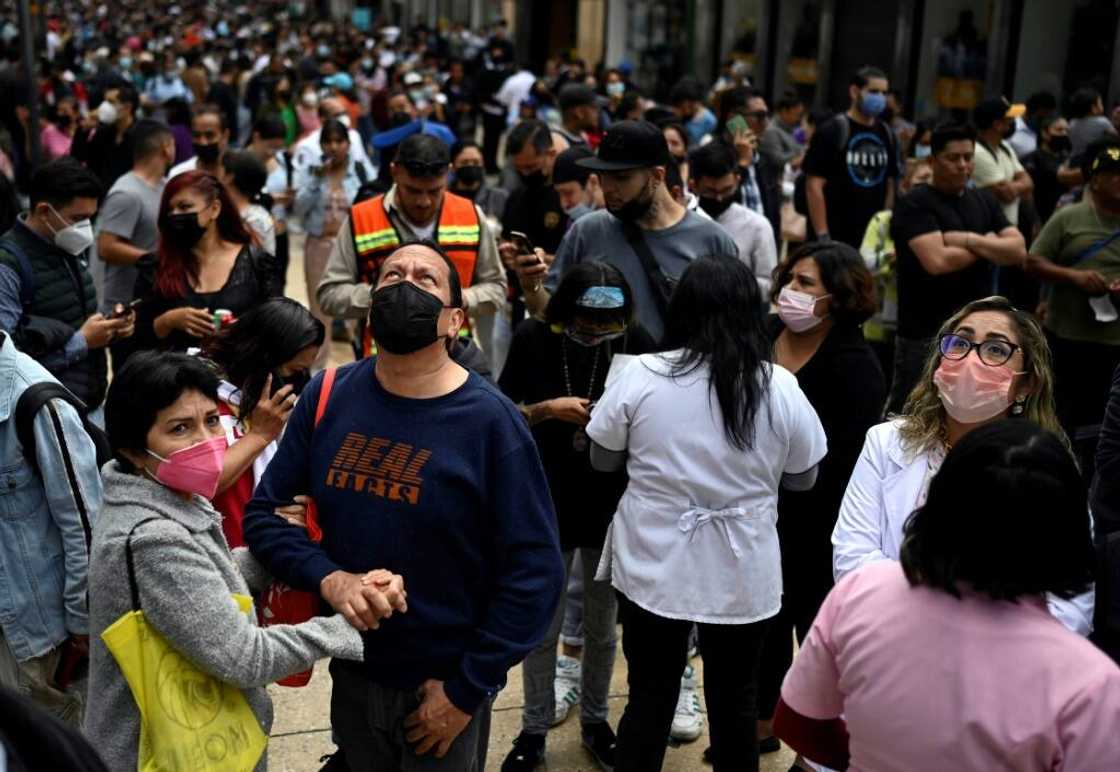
[972,95,1033,228]
[513,120,737,341]
[555,83,599,146]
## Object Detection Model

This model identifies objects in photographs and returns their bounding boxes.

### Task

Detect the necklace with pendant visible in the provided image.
[562,338,601,453]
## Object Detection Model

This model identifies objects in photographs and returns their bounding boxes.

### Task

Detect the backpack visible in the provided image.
[793,114,898,216]
[16,382,112,475]
[353,162,383,206]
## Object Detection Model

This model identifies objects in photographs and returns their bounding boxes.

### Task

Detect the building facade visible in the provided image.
[377,0,1120,119]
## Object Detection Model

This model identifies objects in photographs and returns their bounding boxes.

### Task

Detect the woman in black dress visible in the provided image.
[130,170,279,354]
[756,241,885,765]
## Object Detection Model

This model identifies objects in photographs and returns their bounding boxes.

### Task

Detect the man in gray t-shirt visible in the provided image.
[516,120,737,341]
[94,120,174,314]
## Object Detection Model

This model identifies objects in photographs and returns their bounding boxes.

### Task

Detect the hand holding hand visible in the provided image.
[320,570,397,632]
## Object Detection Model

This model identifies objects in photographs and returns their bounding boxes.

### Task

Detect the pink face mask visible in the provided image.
[777,286,830,332]
[933,354,1024,424]
[146,436,228,499]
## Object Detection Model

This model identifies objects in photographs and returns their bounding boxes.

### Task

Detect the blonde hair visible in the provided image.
[897,296,1066,454]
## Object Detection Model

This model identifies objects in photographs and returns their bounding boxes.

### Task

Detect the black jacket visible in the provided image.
[0,220,105,407]
[769,318,886,591]
[1092,362,1120,663]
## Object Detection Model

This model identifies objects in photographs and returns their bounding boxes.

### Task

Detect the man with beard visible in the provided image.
[515,120,737,342]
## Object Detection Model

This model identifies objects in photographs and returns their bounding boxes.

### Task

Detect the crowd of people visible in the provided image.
[2,2,1120,772]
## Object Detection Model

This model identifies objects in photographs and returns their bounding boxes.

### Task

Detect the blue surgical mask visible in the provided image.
[914,143,932,159]
[564,202,594,221]
[860,91,887,119]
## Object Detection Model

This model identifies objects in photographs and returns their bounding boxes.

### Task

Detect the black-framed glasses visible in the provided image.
[401,160,449,177]
[939,333,1020,367]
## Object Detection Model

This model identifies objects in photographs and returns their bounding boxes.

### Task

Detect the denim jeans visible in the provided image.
[521,547,617,735]
[560,552,585,648]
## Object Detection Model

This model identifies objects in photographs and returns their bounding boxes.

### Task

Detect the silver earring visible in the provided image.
[1010,399,1026,416]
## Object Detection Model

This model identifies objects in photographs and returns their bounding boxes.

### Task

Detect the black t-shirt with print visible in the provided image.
[803,115,899,247]
[891,183,1010,340]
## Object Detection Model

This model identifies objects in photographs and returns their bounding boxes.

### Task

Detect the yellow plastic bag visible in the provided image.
[101,593,268,772]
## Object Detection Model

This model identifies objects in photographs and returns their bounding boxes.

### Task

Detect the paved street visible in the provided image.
[268,236,797,771]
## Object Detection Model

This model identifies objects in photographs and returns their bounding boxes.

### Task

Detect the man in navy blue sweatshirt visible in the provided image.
[243,241,564,770]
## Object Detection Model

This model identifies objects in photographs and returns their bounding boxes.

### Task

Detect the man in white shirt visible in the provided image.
[291,97,375,179]
[496,66,536,127]
[971,97,1033,227]
[688,141,778,298]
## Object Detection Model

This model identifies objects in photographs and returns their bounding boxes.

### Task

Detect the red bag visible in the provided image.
[261,368,335,687]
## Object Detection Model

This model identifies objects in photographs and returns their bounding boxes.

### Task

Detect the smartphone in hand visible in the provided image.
[108,298,143,319]
[510,231,542,264]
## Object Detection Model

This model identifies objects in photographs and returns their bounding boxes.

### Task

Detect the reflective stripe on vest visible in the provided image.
[350,191,481,356]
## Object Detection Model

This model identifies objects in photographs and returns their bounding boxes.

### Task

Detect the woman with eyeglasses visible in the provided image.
[832,296,1095,635]
[778,421,1119,771]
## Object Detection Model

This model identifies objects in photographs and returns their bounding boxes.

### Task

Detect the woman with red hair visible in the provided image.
[130,171,280,354]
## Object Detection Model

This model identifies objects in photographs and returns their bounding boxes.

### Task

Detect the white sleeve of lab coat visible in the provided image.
[832,426,893,581]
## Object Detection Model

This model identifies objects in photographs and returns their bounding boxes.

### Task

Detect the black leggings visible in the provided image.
[615,594,768,772]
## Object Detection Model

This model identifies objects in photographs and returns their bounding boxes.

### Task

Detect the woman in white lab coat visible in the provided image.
[832,295,1095,634]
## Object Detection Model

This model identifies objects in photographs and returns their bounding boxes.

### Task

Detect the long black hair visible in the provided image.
[661,255,771,450]
[900,420,1093,602]
[203,298,325,421]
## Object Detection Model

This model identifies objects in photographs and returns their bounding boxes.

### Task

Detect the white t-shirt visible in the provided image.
[972,139,1025,225]
[586,352,827,623]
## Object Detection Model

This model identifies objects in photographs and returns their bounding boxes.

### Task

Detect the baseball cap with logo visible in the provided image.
[973,96,1018,130]
[577,120,671,172]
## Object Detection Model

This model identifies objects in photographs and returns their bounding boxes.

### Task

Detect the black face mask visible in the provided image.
[520,169,547,188]
[455,165,485,186]
[193,142,221,164]
[56,115,73,129]
[164,211,207,246]
[671,153,686,166]
[608,178,655,224]
[1048,135,1071,154]
[369,281,448,355]
[698,195,734,219]
[273,369,311,396]
[1002,122,1016,140]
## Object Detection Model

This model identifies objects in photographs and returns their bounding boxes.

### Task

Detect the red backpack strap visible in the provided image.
[305,367,336,544]
[314,368,336,427]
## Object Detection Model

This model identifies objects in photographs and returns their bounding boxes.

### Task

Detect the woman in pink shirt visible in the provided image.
[40,97,78,161]
[776,420,1120,771]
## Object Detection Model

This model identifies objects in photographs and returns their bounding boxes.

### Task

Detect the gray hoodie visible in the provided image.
[85,462,363,771]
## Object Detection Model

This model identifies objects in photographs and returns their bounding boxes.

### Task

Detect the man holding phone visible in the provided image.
[515,121,738,342]
[0,158,134,421]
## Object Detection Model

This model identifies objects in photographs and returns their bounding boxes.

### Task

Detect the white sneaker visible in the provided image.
[552,654,582,726]
[670,665,704,742]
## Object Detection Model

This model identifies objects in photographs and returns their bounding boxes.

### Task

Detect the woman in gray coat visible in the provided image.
[85,351,405,771]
